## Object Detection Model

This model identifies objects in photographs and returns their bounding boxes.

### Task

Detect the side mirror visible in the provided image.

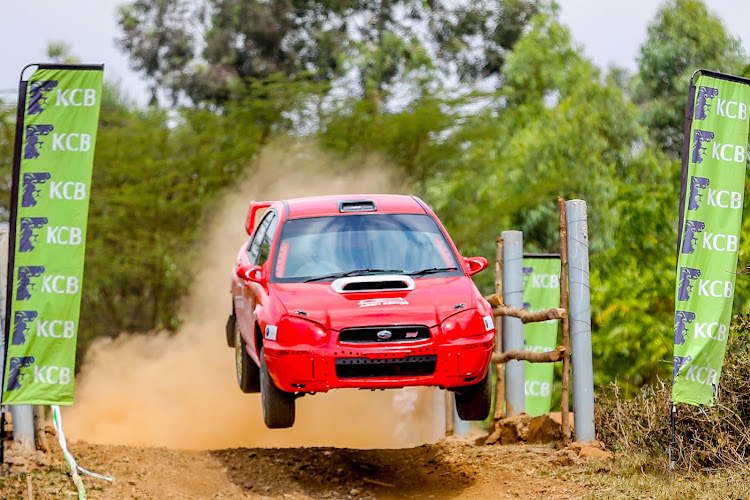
[464,256,488,276]
[237,264,263,283]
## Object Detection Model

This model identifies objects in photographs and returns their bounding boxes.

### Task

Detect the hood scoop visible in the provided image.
[331,275,415,293]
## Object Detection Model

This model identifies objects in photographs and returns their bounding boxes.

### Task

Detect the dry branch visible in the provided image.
[491,346,565,364]
[559,196,571,444]
[33,406,49,453]
[491,305,566,324]
[485,293,504,307]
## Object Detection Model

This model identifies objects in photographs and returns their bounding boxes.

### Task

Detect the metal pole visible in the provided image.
[453,404,470,436]
[493,237,505,419]
[558,198,571,443]
[670,404,677,469]
[566,200,595,442]
[10,407,34,449]
[501,230,524,416]
[0,225,35,451]
[444,390,454,436]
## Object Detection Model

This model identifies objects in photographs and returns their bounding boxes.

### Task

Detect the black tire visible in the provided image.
[260,345,296,428]
[235,322,260,393]
[226,313,236,347]
[454,366,492,421]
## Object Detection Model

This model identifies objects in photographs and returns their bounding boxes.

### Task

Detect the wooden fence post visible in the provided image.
[558,197,571,444]
[493,237,505,419]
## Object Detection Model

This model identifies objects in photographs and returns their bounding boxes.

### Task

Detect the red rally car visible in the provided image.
[227,194,495,428]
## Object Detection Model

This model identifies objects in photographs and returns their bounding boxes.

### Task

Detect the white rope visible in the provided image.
[77,465,114,482]
[51,406,88,499]
[50,406,115,484]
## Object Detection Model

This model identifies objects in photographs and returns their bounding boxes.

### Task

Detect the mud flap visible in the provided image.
[226,313,236,347]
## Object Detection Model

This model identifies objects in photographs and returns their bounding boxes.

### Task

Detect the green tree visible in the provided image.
[117,0,195,105]
[320,92,457,184]
[429,0,541,84]
[117,0,539,107]
[79,90,267,356]
[634,0,748,157]
[47,41,81,64]
[410,10,682,392]
[589,151,678,391]
[427,12,645,255]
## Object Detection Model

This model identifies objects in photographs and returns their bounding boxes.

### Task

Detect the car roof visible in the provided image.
[281,194,428,220]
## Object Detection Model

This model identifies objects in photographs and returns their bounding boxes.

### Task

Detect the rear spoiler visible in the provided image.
[246,200,274,235]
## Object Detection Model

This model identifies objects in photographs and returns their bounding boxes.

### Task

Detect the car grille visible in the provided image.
[338,325,431,344]
[335,355,437,378]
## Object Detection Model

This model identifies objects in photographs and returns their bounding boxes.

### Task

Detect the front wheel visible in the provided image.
[260,345,296,429]
[454,366,492,421]
[235,323,260,393]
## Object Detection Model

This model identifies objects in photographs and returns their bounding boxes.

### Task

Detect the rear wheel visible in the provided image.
[235,322,260,393]
[454,367,492,420]
[260,345,296,428]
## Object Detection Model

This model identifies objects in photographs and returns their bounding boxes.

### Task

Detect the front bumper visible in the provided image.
[263,327,494,393]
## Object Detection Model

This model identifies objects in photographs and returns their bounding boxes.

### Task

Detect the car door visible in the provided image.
[237,210,277,360]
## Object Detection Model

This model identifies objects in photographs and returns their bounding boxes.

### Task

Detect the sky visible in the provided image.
[1,1,750,106]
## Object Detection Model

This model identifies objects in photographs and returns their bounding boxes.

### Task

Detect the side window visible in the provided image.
[248,212,275,264]
[257,215,278,266]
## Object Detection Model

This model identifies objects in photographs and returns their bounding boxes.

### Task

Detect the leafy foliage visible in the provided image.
[0,102,14,221]
[116,0,540,106]
[78,89,268,356]
[634,0,748,157]
[429,0,541,83]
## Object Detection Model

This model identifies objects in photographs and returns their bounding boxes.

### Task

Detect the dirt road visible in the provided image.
[4,438,585,499]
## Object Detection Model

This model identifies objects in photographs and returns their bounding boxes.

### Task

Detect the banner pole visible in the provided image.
[670,74,697,473]
[1,70,31,465]
[669,404,677,470]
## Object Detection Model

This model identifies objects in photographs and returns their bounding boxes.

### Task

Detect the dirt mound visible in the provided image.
[481,412,574,446]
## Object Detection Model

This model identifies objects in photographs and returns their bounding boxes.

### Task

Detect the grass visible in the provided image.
[568,454,750,499]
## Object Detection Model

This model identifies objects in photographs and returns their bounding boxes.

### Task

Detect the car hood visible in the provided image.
[270,276,481,330]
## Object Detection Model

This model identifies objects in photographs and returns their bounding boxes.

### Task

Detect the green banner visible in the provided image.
[522,257,561,416]
[3,65,103,405]
[673,72,750,406]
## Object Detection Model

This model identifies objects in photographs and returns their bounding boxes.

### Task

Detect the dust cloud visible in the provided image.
[65,142,446,450]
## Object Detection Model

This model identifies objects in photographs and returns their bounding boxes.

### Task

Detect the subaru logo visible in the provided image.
[376,330,392,340]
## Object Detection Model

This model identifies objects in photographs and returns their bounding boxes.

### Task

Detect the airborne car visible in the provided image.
[227,195,495,428]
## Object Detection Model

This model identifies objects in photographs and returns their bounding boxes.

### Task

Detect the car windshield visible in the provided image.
[271,214,461,283]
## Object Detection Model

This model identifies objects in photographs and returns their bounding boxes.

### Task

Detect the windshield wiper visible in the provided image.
[408,267,458,277]
[304,268,405,283]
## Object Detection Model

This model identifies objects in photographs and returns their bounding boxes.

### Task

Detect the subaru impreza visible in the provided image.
[227,194,495,428]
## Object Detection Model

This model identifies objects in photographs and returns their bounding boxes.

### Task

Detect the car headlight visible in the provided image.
[441,309,489,339]
[276,316,329,346]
